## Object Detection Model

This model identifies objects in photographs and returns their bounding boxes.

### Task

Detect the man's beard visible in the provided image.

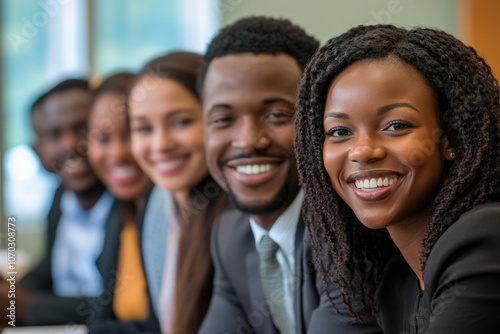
[226,181,291,215]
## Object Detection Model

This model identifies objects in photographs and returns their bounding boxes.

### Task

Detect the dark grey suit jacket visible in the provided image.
[199,208,382,334]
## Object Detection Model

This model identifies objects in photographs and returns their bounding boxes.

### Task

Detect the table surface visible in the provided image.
[1,325,87,334]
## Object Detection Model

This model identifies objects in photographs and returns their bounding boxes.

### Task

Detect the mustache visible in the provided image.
[219,150,288,166]
[52,151,86,171]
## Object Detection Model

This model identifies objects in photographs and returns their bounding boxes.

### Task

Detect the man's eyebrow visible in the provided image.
[209,103,232,110]
[262,97,294,105]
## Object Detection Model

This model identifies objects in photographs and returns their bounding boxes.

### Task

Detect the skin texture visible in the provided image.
[32,88,103,208]
[129,76,207,207]
[88,91,151,205]
[202,53,302,229]
[322,57,453,286]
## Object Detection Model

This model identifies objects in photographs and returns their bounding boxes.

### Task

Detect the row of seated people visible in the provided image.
[1,16,499,334]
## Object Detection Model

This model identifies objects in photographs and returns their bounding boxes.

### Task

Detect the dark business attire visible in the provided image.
[88,186,166,334]
[20,186,121,325]
[86,186,161,334]
[21,185,159,333]
[376,203,500,334]
[199,207,382,334]
[302,232,383,333]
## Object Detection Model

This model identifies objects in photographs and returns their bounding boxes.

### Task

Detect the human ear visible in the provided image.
[442,125,457,161]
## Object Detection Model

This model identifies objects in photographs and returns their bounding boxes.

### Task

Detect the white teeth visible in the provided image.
[156,159,184,171]
[62,157,89,173]
[65,156,84,167]
[236,164,272,175]
[110,166,139,178]
[355,177,398,190]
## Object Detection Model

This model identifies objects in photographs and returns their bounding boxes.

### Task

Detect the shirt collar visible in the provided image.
[250,189,304,259]
[60,189,114,226]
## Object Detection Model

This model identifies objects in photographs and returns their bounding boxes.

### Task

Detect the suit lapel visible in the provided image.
[47,185,64,248]
[294,215,306,334]
[95,199,123,318]
[96,199,122,285]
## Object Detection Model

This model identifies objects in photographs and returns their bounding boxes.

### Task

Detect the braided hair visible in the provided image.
[294,24,500,317]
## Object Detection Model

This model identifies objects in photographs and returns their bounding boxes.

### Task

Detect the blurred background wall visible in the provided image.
[221,0,457,43]
[1,0,499,267]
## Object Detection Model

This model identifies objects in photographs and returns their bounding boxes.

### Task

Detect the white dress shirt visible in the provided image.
[51,190,114,297]
[249,189,304,333]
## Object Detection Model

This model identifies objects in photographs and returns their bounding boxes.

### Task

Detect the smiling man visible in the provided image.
[197,17,318,334]
[15,79,118,326]
[203,53,302,229]
[198,17,384,334]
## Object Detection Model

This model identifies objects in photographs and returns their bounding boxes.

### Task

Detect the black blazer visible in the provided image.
[376,203,500,334]
[20,186,122,325]
[302,232,382,333]
[86,186,161,334]
[199,208,383,334]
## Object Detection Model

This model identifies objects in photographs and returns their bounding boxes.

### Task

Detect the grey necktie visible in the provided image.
[259,234,293,334]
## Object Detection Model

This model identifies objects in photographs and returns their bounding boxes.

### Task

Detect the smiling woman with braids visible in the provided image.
[294,24,500,333]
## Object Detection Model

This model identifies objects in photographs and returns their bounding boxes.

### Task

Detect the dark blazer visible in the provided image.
[87,186,161,334]
[20,186,123,326]
[200,208,383,334]
[376,203,500,334]
[302,232,382,333]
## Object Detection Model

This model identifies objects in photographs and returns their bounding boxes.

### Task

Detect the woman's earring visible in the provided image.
[450,152,456,159]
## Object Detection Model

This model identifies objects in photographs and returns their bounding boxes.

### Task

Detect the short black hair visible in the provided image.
[51,78,89,93]
[30,78,90,118]
[197,16,319,95]
[29,91,48,116]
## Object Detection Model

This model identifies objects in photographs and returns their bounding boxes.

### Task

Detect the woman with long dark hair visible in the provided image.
[128,51,229,334]
[294,25,500,333]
